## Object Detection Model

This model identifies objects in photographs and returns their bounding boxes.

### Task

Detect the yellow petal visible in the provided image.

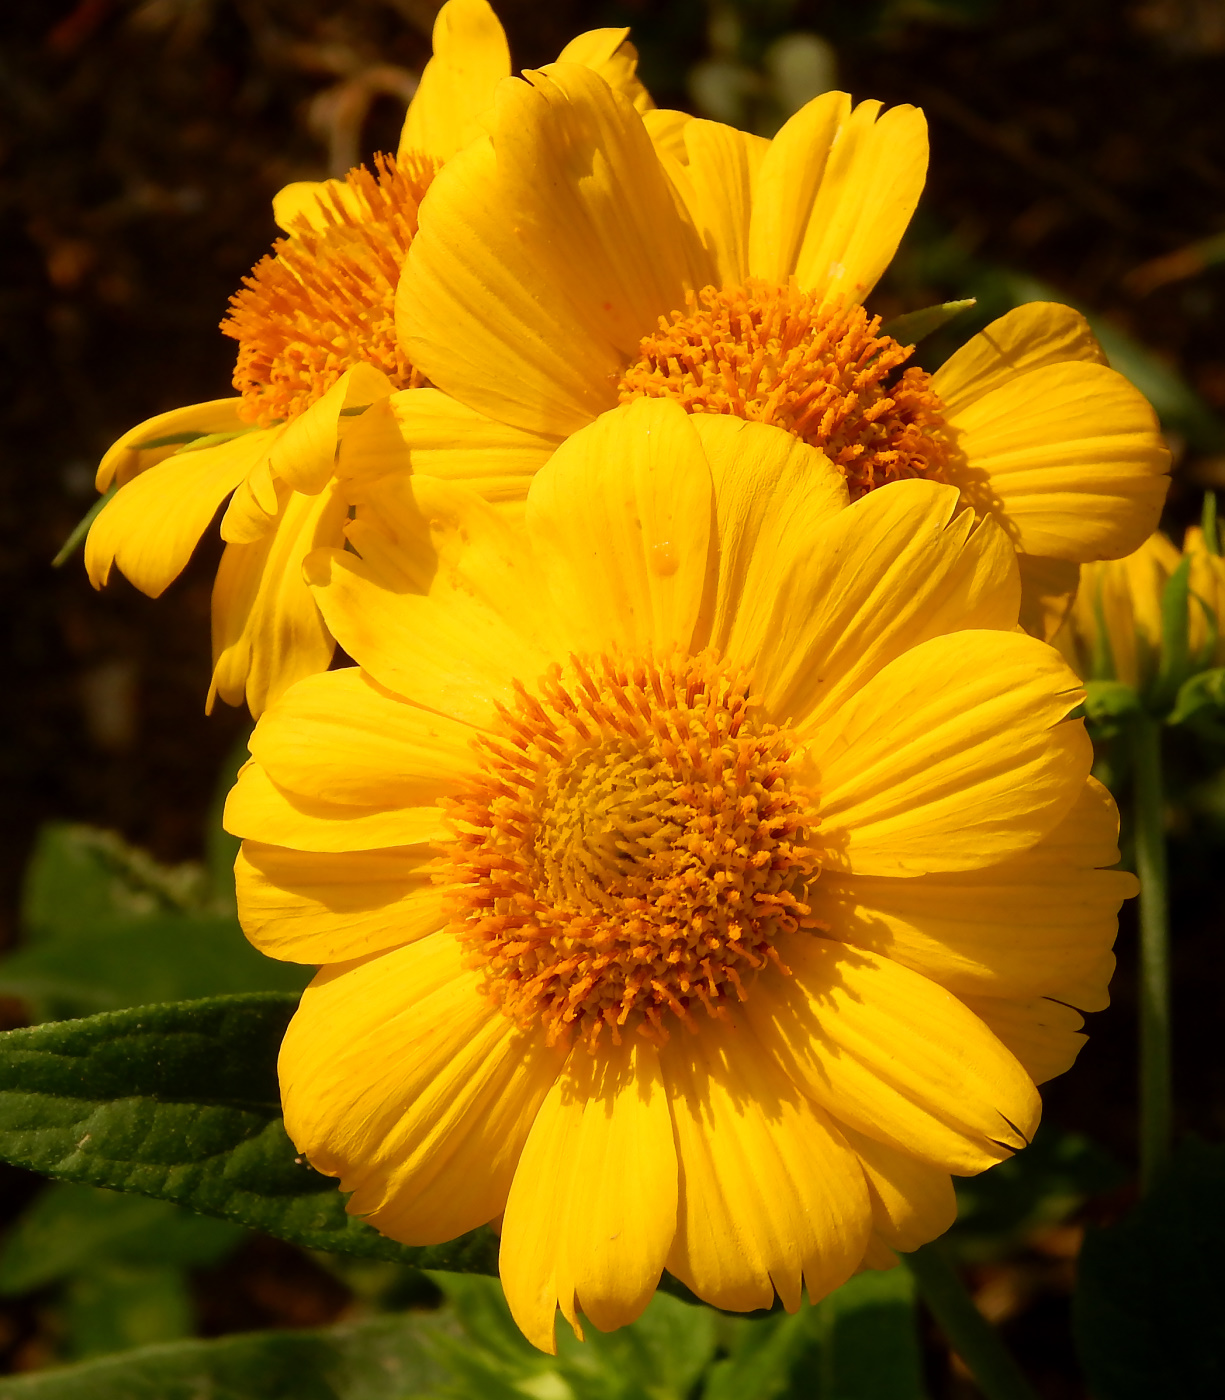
[657,118,770,286]
[306,477,557,722]
[281,932,564,1245]
[556,28,655,114]
[750,93,927,304]
[96,399,246,491]
[731,478,1019,734]
[959,994,1087,1086]
[209,484,346,716]
[525,399,713,655]
[219,456,285,546]
[250,666,476,808]
[268,364,393,496]
[225,760,445,852]
[271,179,365,234]
[689,416,849,662]
[500,1039,677,1354]
[662,1022,870,1314]
[839,1126,957,1253]
[932,302,1108,419]
[813,777,1133,1011]
[236,841,446,963]
[398,64,712,437]
[85,428,275,596]
[812,631,1089,877]
[1018,554,1080,641]
[641,107,691,163]
[396,0,510,165]
[750,941,1040,1174]
[944,360,1170,562]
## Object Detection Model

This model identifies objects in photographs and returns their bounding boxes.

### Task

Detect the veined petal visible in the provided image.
[250,667,477,808]
[335,389,559,510]
[500,1039,677,1354]
[85,429,274,596]
[281,933,564,1245]
[268,364,393,496]
[209,484,346,716]
[236,841,446,963]
[526,399,713,655]
[839,1126,957,1254]
[662,1022,871,1314]
[399,64,712,438]
[932,302,1108,419]
[658,118,770,286]
[812,630,1089,876]
[736,479,1019,733]
[960,994,1087,1086]
[750,940,1040,1174]
[814,778,1132,1010]
[749,93,926,305]
[396,0,510,165]
[556,28,654,114]
[944,360,1170,562]
[225,760,445,852]
[96,399,246,491]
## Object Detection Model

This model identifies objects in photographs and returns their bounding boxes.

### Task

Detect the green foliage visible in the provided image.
[0,825,306,1023]
[0,993,496,1274]
[880,298,976,346]
[1073,1139,1225,1399]
[0,1311,458,1400]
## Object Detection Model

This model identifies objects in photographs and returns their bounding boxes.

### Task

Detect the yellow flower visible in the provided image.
[384,68,1169,639]
[1057,523,1225,693]
[82,0,651,716]
[225,399,1135,1350]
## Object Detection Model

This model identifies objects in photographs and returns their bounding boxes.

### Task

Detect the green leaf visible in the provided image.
[60,1263,195,1360]
[880,298,976,346]
[1082,680,1143,727]
[0,993,497,1273]
[51,487,116,569]
[0,1183,242,1295]
[0,1310,458,1400]
[1073,1138,1225,1400]
[1152,555,1194,711]
[1167,666,1225,727]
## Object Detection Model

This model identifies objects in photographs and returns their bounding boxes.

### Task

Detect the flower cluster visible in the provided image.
[79,0,1166,1355]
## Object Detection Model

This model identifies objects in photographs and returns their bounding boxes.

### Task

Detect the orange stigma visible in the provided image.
[222,151,437,426]
[619,280,954,500]
[441,651,820,1052]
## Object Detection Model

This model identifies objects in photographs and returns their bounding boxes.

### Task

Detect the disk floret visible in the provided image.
[442,651,821,1049]
[223,150,438,426]
[618,280,955,499]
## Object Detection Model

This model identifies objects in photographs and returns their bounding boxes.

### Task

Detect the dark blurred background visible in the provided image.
[4,1,1225,1393]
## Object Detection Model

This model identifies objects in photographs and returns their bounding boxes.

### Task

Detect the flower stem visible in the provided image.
[903,1244,1038,1400]
[1130,712,1172,1193]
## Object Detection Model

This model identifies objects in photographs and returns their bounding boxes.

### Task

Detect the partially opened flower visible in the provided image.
[83,0,651,715]
[226,398,1135,1350]
[390,65,1169,637]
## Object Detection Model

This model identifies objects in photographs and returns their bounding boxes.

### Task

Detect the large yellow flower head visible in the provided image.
[389,65,1170,638]
[82,0,650,716]
[226,398,1135,1351]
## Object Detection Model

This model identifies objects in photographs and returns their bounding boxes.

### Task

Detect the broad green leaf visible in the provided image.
[0,993,497,1274]
[0,1182,242,1295]
[0,1310,458,1400]
[1081,680,1142,727]
[1168,666,1225,727]
[1073,1139,1225,1400]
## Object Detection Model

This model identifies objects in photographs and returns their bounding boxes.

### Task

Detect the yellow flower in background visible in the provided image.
[1057,519,1225,696]
[226,399,1134,1351]
[386,66,1169,638]
[83,0,651,716]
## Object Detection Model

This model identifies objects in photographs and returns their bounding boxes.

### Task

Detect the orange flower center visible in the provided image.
[618,280,954,500]
[222,151,437,427]
[441,651,820,1052]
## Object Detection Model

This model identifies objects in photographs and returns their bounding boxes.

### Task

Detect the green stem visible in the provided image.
[903,1244,1038,1400]
[1130,713,1172,1193]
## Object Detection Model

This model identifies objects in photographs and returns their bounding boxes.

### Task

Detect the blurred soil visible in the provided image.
[3,0,1225,1392]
